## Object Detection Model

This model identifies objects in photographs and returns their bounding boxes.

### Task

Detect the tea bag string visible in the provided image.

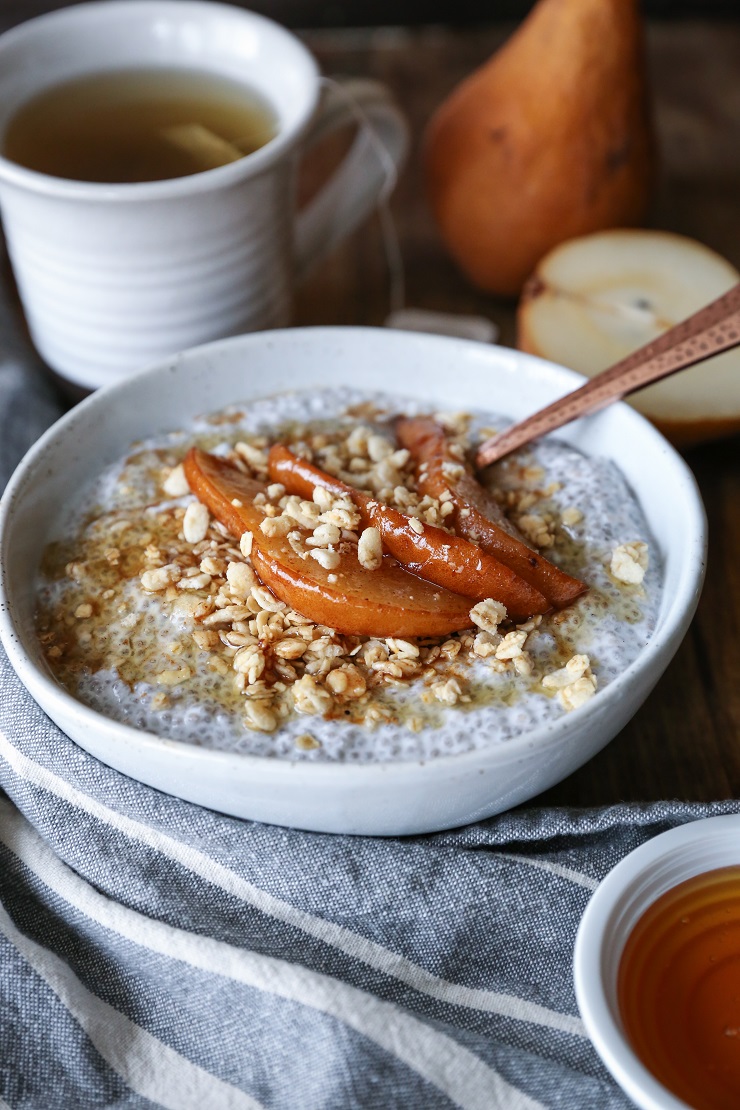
[319,75,406,315]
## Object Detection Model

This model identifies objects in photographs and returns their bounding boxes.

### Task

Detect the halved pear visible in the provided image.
[517,229,740,446]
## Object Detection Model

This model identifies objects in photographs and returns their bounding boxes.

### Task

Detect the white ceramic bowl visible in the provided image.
[574,814,740,1110]
[0,326,706,835]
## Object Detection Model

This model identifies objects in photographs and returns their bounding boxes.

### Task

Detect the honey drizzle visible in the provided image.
[619,865,740,1110]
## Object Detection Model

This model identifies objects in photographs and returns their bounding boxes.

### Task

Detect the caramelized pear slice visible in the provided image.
[183,448,475,638]
[268,444,549,621]
[395,417,587,610]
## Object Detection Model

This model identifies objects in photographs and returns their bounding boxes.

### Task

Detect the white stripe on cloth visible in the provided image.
[0,900,263,1110]
[496,852,599,891]
[0,734,585,1039]
[0,799,545,1110]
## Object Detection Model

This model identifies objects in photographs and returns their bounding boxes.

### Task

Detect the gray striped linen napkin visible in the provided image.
[0,276,732,1110]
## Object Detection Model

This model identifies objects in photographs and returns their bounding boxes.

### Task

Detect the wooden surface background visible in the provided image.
[292,21,740,808]
[2,10,738,808]
[2,2,738,30]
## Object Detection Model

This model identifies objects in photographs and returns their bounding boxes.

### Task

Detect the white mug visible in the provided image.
[0,0,408,391]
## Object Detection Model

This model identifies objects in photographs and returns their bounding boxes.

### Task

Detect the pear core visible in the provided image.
[517,228,740,446]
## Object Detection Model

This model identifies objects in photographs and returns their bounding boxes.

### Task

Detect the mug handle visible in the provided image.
[294,78,409,283]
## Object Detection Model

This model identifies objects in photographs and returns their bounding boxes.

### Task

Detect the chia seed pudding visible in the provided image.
[35,388,661,762]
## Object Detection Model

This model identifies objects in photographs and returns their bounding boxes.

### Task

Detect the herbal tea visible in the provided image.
[2,67,278,183]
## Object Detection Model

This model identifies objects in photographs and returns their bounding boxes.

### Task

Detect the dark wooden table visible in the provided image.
[292,21,740,807]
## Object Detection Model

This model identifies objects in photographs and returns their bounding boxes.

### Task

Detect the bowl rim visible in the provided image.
[0,325,707,782]
[573,813,740,1110]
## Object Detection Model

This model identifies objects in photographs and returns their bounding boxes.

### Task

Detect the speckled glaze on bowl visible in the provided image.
[0,327,706,835]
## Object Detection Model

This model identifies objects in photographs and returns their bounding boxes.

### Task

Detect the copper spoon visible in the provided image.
[475,282,740,470]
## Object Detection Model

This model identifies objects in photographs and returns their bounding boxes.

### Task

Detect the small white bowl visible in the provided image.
[0,326,706,835]
[574,814,740,1110]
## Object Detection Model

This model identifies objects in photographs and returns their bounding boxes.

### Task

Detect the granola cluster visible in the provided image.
[610,540,650,585]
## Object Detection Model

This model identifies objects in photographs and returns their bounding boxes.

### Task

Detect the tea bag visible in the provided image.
[161,123,243,171]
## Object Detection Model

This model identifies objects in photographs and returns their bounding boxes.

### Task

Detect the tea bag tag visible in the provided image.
[385,308,498,343]
[318,78,499,344]
[320,75,405,314]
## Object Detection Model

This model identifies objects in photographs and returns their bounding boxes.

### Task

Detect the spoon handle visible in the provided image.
[475,282,740,469]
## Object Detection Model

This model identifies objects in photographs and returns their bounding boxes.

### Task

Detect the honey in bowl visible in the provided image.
[2,67,278,183]
[618,865,740,1110]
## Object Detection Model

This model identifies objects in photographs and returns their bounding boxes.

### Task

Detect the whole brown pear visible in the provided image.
[424,0,655,297]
